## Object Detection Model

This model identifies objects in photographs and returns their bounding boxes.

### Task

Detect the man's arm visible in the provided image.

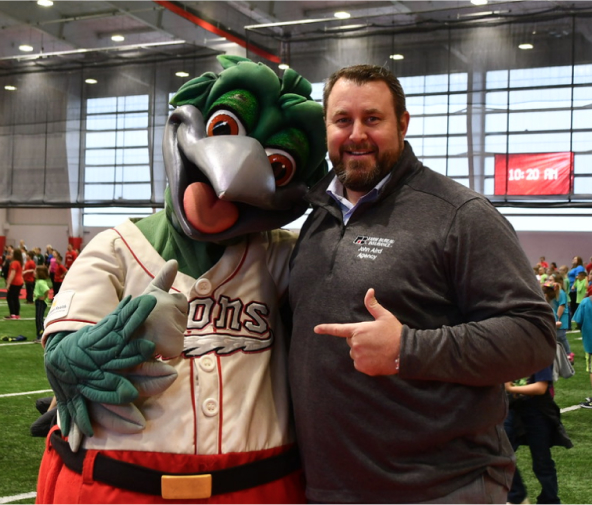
[400,198,556,385]
[315,198,556,386]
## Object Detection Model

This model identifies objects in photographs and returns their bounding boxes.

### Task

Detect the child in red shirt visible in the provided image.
[52,252,68,298]
[23,251,37,304]
[5,248,24,319]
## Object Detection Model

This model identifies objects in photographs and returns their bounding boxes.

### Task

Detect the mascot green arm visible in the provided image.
[45,295,157,439]
[45,261,188,451]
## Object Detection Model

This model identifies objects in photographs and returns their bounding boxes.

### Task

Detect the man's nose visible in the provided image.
[349,119,368,142]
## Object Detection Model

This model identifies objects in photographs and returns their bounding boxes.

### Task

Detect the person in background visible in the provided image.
[536,266,545,284]
[2,245,14,280]
[573,291,592,408]
[539,256,549,269]
[539,266,550,285]
[35,247,46,266]
[568,256,586,327]
[585,255,592,274]
[504,365,572,504]
[51,252,67,298]
[23,251,37,304]
[574,270,588,317]
[4,248,24,320]
[45,245,54,282]
[544,278,573,362]
[64,243,78,270]
[33,265,51,342]
[288,64,556,504]
[558,265,570,298]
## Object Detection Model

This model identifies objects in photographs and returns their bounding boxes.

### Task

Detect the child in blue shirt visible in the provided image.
[573,295,592,408]
[544,278,572,361]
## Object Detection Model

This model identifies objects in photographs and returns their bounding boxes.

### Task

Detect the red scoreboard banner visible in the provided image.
[494,152,574,196]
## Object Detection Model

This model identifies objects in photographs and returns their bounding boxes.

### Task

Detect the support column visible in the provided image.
[0,208,7,253]
[68,208,83,251]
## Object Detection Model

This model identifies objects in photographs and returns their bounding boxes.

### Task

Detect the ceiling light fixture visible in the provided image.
[278,63,290,70]
[37,0,53,6]
[5,85,17,91]
[518,43,534,50]
[334,11,351,19]
[85,78,97,84]
[390,54,404,60]
[0,40,185,62]
[470,0,488,5]
[324,23,367,32]
[175,71,190,77]
[111,35,125,42]
[19,44,34,52]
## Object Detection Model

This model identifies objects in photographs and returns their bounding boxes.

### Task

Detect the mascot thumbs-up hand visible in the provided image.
[136,259,187,358]
[44,260,187,451]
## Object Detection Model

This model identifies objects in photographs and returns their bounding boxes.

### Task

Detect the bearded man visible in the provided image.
[287,64,556,504]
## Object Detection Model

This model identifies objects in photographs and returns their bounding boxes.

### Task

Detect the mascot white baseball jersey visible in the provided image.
[44,219,295,455]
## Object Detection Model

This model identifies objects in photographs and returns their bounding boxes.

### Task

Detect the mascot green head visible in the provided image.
[164,55,327,242]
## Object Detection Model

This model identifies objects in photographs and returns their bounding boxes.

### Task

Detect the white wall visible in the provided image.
[517,231,592,269]
[3,208,70,254]
[3,208,591,271]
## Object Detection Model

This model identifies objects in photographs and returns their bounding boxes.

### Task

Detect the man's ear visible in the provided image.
[399,110,411,138]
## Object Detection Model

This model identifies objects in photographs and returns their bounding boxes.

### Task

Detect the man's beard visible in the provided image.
[332,139,404,193]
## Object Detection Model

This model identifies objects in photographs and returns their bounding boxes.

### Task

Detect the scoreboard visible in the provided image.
[494,152,574,196]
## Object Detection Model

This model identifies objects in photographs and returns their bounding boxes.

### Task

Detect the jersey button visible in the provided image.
[202,398,219,417]
[199,355,216,372]
[196,278,212,296]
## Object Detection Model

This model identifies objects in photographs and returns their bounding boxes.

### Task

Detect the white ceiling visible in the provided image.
[0,0,590,74]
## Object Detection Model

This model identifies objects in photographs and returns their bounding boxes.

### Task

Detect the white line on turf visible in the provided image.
[0,492,37,503]
[0,389,52,398]
[561,404,584,413]
[0,341,38,347]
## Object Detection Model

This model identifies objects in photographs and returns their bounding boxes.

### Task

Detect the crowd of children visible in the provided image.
[1,241,78,341]
[534,255,592,404]
[503,254,592,504]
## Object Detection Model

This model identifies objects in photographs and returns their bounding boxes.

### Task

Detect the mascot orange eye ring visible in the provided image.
[206,110,246,137]
[266,149,296,187]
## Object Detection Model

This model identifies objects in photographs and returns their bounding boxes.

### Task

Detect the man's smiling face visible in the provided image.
[325,78,409,193]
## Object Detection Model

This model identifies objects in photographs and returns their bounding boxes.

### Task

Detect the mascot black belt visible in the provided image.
[50,430,301,500]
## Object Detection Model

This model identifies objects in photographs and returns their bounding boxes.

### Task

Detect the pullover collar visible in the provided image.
[306,141,422,211]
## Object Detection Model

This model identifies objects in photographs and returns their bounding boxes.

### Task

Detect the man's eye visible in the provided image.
[265,148,296,187]
[206,110,246,136]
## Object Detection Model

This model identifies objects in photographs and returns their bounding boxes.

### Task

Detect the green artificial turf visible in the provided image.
[0,298,591,503]
[0,300,49,503]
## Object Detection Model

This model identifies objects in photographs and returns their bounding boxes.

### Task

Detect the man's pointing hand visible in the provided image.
[314,288,402,376]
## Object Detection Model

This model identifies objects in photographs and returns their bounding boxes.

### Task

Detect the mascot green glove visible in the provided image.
[36,55,327,504]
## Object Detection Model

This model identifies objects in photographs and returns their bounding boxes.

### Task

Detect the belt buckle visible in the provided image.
[161,474,213,500]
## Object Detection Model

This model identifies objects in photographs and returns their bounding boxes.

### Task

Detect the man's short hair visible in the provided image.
[323,65,407,123]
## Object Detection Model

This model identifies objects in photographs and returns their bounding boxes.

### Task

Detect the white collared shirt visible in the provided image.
[326,173,392,225]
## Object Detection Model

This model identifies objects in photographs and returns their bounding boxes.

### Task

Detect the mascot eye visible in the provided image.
[206,110,246,137]
[266,149,296,187]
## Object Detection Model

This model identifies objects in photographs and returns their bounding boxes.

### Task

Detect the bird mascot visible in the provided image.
[35,55,327,504]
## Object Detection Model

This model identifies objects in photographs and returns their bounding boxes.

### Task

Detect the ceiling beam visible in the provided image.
[155,1,280,63]
[103,1,183,42]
